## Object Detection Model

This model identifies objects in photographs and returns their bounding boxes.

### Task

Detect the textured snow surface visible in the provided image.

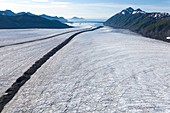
[0,28,86,97]
[2,27,170,113]
[0,29,67,45]
[0,27,89,46]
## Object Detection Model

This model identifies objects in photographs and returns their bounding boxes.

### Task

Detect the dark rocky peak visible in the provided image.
[135,8,142,12]
[120,7,134,15]
[125,7,134,12]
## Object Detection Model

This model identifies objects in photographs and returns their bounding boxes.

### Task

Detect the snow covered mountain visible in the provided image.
[105,7,170,42]
[120,7,145,15]
[119,7,169,19]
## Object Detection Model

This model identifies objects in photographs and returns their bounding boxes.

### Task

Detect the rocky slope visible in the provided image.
[105,7,170,42]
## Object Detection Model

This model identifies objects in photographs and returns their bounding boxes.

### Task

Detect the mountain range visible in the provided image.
[0,10,68,23]
[105,7,170,42]
[70,17,84,20]
[0,10,70,29]
[39,14,68,23]
[69,17,85,22]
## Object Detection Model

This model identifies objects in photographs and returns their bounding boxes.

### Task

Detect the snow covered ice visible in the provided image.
[1,26,170,113]
[0,27,87,97]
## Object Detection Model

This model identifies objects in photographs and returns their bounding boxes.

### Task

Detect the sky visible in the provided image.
[0,0,170,19]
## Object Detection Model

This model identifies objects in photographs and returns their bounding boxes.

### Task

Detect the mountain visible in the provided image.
[0,9,70,29]
[40,14,68,23]
[0,14,71,29]
[17,12,35,16]
[69,17,85,21]
[58,17,68,23]
[104,7,170,42]
[71,17,84,20]
[0,10,16,16]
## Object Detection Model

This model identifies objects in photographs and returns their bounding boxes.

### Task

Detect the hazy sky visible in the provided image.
[0,0,170,19]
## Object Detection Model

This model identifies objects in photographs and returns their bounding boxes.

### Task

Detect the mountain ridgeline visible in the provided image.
[0,10,70,29]
[105,7,170,42]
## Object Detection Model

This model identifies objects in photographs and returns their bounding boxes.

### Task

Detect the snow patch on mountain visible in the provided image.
[150,13,170,19]
[120,7,146,15]
[119,7,170,18]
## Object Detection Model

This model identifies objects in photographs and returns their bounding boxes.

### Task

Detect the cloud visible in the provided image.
[130,4,170,13]
[31,0,49,3]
